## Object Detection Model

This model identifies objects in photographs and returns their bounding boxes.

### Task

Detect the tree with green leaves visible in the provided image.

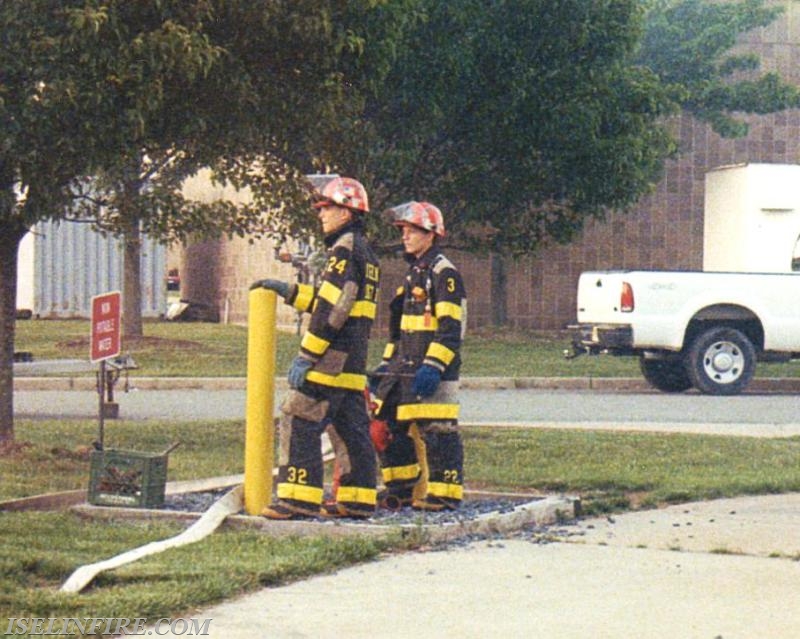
[60,1,380,338]
[638,0,799,138]
[323,0,799,256]
[0,1,101,444]
[320,0,678,254]
[0,0,413,442]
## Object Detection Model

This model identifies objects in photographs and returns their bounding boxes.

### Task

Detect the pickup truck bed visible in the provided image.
[568,269,800,395]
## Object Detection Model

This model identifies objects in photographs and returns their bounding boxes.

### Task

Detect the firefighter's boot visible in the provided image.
[319,502,373,520]
[261,499,320,520]
[379,422,422,509]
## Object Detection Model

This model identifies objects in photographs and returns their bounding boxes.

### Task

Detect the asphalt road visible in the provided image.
[13,387,800,437]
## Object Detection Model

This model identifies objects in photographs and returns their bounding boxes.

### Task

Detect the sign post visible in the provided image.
[91,291,121,449]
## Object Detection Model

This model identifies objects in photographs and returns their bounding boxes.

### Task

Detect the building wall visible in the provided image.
[175,168,302,330]
[172,234,306,330]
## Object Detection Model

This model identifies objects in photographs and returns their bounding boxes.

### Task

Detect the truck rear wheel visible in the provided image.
[685,327,756,395]
[639,357,692,393]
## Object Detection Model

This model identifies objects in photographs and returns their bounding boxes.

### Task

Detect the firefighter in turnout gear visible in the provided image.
[252,175,380,520]
[372,201,466,511]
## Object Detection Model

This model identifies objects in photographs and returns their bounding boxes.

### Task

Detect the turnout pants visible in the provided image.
[378,385,464,507]
[276,386,377,515]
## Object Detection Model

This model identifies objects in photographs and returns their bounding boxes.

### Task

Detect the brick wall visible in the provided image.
[174,235,302,330]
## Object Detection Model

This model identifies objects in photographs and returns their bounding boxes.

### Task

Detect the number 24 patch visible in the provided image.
[326,257,347,274]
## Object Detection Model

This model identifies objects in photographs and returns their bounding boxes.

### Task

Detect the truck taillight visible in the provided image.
[620,282,634,312]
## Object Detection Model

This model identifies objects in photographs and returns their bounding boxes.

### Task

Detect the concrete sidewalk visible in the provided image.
[158,493,800,639]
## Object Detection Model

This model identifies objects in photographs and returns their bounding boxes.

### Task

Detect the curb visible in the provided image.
[6,473,578,543]
[14,375,800,392]
[69,491,580,543]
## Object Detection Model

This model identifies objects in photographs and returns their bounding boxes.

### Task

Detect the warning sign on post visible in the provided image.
[91,291,121,363]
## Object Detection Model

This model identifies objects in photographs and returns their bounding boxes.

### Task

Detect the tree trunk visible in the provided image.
[0,224,27,442]
[490,253,508,327]
[122,222,143,339]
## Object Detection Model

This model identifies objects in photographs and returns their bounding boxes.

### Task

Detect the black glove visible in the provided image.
[249,279,289,298]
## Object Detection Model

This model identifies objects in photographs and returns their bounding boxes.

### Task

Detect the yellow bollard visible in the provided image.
[244,288,277,515]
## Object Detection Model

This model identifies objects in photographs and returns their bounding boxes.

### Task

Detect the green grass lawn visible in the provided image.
[16,318,604,377]
[9,418,800,510]
[4,417,800,626]
[16,318,800,378]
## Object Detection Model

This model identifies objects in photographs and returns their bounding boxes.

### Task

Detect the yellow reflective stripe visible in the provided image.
[306,370,367,391]
[315,281,374,317]
[350,300,376,319]
[300,331,330,356]
[336,486,378,506]
[276,482,324,504]
[382,343,396,360]
[426,342,455,366]
[397,403,460,421]
[382,463,421,483]
[435,301,462,321]
[427,481,463,500]
[400,314,438,331]
[396,285,404,295]
[318,281,342,305]
[293,283,315,312]
[317,280,342,306]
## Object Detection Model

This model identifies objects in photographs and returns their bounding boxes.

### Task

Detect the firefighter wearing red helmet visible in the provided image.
[372,200,466,511]
[252,174,380,519]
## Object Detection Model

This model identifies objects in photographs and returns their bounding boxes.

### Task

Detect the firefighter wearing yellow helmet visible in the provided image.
[252,175,380,519]
[372,200,466,511]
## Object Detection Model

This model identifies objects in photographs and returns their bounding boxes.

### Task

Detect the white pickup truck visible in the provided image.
[568,163,800,395]
[567,269,800,395]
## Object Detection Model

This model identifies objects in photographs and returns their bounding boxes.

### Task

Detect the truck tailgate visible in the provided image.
[576,271,628,323]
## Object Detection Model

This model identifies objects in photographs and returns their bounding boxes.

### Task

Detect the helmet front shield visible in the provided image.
[384,201,445,237]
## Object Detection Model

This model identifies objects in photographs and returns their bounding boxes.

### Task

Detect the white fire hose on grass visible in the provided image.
[61,485,244,594]
[61,438,336,594]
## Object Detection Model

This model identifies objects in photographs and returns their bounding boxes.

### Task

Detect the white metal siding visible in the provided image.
[33,220,166,318]
[16,231,34,311]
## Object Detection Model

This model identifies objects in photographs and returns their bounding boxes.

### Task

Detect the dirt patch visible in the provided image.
[50,446,94,462]
[0,440,33,457]
[625,491,655,509]
[58,336,201,350]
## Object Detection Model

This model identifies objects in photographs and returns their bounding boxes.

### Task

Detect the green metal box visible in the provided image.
[88,449,168,508]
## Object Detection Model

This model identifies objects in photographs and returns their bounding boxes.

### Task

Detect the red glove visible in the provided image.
[370,419,391,452]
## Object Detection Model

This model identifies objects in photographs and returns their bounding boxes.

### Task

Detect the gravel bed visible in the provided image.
[160,489,581,547]
[163,488,530,525]
[161,488,233,513]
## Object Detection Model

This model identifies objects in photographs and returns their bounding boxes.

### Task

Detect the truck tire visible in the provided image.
[639,357,692,393]
[685,327,756,395]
